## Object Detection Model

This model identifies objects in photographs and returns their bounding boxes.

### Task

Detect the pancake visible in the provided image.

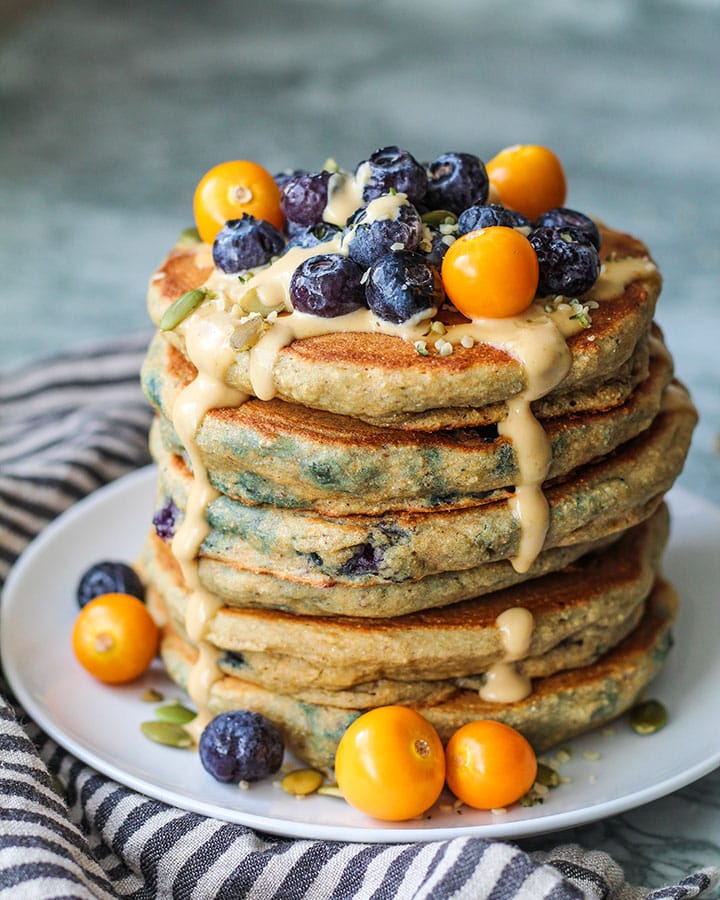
[142,525,622,618]
[143,506,667,704]
[147,226,661,426]
[157,577,678,771]
[142,328,667,515]
[145,400,694,609]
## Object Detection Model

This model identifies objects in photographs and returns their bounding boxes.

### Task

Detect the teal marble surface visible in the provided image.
[2,0,719,891]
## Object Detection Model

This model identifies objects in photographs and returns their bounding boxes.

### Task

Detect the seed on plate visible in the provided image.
[155,702,197,725]
[141,688,164,703]
[281,768,324,796]
[535,762,560,788]
[630,699,668,735]
[141,720,193,748]
[317,784,344,798]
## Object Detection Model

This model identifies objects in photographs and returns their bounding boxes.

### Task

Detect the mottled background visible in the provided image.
[2,0,718,498]
[1,0,719,885]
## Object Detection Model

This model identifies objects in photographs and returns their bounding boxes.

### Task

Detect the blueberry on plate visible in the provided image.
[425,152,489,214]
[280,171,333,227]
[357,146,427,206]
[290,253,367,317]
[285,221,341,250]
[365,251,444,324]
[457,204,531,235]
[199,710,284,783]
[213,214,286,273]
[529,225,601,297]
[534,207,601,250]
[76,561,145,609]
[347,202,423,268]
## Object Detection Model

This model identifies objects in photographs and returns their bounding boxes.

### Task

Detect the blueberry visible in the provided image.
[358,146,427,206]
[280,171,332,227]
[425,152,489,214]
[534,207,601,250]
[152,498,179,541]
[283,218,308,241]
[76,561,144,609]
[365,251,444,324]
[199,711,284,783]
[338,542,383,577]
[289,253,367,317]
[347,202,423,268]
[273,168,306,190]
[420,225,455,268]
[457,204,531,235]
[529,226,601,297]
[286,221,341,250]
[213,214,286,273]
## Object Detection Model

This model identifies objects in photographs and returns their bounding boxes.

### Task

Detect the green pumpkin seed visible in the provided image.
[177,226,201,245]
[281,768,324,796]
[155,702,196,725]
[231,316,265,351]
[421,209,458,227]
[160,289,207,331]
[630,699,668,735]
[239,287,284,316]
[535,762,560,788]
[141,720,193,748]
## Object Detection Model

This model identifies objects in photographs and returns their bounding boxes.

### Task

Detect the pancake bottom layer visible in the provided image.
[157,578,678,771]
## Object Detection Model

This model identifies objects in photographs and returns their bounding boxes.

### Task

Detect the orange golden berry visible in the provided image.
[445,720,538,810]
[441,226,539,319]
[486,144,567,221]
[72,593,159,684]
[334,706,445,821]
[193,160,284,243]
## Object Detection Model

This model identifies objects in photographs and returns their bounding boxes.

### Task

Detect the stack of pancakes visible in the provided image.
[139,224,696,771]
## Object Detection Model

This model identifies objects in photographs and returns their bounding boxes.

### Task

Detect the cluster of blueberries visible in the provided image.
[212,146,602,325]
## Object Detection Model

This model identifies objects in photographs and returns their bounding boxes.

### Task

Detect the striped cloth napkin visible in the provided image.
[0,334,717,900]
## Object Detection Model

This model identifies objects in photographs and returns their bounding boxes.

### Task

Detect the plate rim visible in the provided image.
[2,466,720,843]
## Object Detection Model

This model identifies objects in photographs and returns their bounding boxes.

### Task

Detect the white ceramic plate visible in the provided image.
[2,466,720,843]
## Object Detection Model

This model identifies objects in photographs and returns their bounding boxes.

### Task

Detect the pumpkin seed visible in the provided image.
[155,702,196,725]
[630,699,668,735]
[281,768,324,796]
[160,289,207,331]
[421,209,458,227]
[141,720,193,748]
[177,226,201,245]
[317,784,344,799]
[535,762,560,788]
[230,315,265,351]
[239,287,283,316]
[141,688,164,703]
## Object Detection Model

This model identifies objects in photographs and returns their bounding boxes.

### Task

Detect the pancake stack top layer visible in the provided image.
[139,146,697,768]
